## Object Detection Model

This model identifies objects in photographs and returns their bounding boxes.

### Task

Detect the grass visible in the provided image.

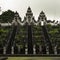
[7,57,60,60]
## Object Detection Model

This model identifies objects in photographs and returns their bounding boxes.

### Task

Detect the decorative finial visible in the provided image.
[14,11,19,17]
[38,11,47,21]
[26,7,33,17]
[40,11,45,14]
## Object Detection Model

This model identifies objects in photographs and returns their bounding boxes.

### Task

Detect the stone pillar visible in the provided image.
[28,25,33,54]
[11,46,14,54]
[46,46,49,55]
[18,46,20,54]
[54,46,57,55]
[25,44,28,55]
[39,45,42,54]
[3,47,6,54]
[33,45,36,54]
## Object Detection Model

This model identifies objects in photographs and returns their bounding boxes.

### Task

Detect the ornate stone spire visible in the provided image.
[26,7,33,17]
[24,7,33,25]
[38,11,47,21]
[12,11,21,26]
[14,11,21,20]
[14,11,19,17]
[40,11,45,14]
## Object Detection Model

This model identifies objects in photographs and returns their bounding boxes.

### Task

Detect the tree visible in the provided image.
[0,10,15,22]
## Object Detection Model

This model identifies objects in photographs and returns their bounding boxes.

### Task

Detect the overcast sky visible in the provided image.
[0,0,60,21]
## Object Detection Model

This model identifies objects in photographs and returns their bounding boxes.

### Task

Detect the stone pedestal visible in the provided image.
[18,46,20,54]
[25,44,28,55]
[33,45,36,54]
[54,46,57,55]
[39,45,42,53]
[11,46,14,54]
[25,48,28,55]
[3,47,6,54]
[46,46,49,55]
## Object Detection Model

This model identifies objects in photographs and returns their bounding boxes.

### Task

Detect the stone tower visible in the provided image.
[26,7,33,25]
[38,11,47,26]
[26,7,33,54]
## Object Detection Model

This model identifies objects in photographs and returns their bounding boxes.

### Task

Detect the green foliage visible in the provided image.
[0,11,60,47]
[49,29,58,35]
[0,27,11,47]
[0,24,60,47]
[0,10,15,22]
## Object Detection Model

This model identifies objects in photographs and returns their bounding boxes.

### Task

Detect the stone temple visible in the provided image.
[0,7,60,55]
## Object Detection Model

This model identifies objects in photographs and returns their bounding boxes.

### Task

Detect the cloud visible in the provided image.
[0,0,60,20]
